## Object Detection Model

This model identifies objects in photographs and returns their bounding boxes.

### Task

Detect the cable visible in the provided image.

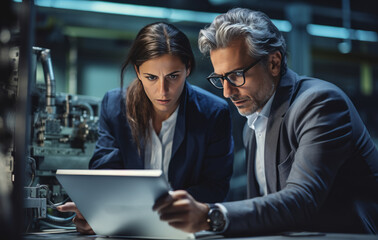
[46,213,76,224]
[27,156,36,187]
[38,220,76,230]
[47,197,70,209]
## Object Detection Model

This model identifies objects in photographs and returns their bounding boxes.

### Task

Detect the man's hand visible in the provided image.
[56,202,95,235]
[152,190,210,233]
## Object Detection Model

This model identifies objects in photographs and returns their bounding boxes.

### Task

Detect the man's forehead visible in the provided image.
[209,41,250,73]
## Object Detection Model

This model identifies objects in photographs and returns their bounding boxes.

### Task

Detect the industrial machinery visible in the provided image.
[3,46,101,232]
[27,47,100,231]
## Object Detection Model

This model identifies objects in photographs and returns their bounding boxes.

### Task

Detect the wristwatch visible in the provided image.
[206,203,227,232]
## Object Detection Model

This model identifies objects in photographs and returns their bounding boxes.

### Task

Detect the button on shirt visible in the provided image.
[144,106,179,182]
[246,93,275,196]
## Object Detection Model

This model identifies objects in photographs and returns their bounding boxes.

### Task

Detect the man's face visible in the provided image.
[209,39,278,116]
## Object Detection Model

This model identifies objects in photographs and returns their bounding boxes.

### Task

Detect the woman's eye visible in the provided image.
[146,75,157,81]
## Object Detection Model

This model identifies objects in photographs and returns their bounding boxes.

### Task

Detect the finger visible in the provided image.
[57,202,84,219]
[153,193,174,212]
[158,198,191,215]
[153,190,191,212]
[56,202,77,213]
[169,190,191,201]
[76,222,94,234]
[74,217,95,235]
[159,210,189,222]
[76,225,95,235]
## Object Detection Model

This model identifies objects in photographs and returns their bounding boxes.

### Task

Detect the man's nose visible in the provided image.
[223,80,235,99]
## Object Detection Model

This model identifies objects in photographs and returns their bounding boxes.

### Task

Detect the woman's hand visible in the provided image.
[152,190,210,233]
[57,202,95,235]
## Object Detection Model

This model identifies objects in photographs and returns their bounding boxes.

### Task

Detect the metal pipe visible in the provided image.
[33,47,56,115]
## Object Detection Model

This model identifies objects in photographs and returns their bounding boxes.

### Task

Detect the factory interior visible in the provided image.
[0,0,377,239]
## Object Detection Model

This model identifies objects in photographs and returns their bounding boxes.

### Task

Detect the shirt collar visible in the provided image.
[246,91,276,130]
[148,104,180,136]
[158,105,180,137]
[161,105,179,127]
[260,91,275,118]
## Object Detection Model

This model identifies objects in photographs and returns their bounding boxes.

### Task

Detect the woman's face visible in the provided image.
[136,54,189,119]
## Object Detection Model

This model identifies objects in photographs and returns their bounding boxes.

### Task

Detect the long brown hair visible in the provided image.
[121,22,195,152]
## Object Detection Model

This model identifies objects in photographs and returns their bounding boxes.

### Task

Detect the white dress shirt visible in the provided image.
[144,106,179,182]
[217,95,275,232]
[246,93,275,196]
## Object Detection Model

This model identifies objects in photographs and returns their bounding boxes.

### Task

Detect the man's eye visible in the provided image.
[234,71,243,77]
[168,74,178,80]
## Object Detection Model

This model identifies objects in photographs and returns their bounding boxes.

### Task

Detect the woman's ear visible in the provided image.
[134,65,141,80]
[269,51,282,77]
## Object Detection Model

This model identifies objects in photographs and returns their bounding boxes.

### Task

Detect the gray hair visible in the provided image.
[198,8,287,76]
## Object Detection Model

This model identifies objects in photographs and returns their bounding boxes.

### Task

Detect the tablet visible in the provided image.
[56,169,194,239]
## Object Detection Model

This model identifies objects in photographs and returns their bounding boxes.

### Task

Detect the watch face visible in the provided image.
[210,209,223,225]
[209,208,225,231]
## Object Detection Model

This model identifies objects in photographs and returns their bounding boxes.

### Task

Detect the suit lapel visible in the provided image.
[169,83,188,174]
[264,70,297,193]
[246,129,260,198]
[171,104,185,158]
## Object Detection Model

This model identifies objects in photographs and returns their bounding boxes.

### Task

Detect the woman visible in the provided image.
[58,22,233,234]
[89,22,234,201]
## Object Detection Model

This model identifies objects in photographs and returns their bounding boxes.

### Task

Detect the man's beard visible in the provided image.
[235,81,275,117]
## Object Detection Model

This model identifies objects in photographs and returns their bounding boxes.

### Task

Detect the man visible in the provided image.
[153,8,378,236]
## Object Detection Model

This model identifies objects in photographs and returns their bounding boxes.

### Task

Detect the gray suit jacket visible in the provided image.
[223,69,378,236]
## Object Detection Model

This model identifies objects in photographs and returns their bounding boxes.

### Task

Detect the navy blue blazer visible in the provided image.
[89,82,234,203]
[223,69,378,236]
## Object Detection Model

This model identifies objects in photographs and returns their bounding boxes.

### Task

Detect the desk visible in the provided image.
[24,231,378,240]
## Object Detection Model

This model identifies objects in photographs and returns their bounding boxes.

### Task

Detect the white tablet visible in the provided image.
[56,169,194,239]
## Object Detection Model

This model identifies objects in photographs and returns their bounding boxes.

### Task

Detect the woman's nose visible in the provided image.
[159,79,168,95]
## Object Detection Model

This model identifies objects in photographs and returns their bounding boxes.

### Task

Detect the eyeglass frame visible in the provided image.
[206,58,262,89]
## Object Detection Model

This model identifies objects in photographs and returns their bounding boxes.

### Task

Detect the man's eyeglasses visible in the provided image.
[206,59,261,89]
